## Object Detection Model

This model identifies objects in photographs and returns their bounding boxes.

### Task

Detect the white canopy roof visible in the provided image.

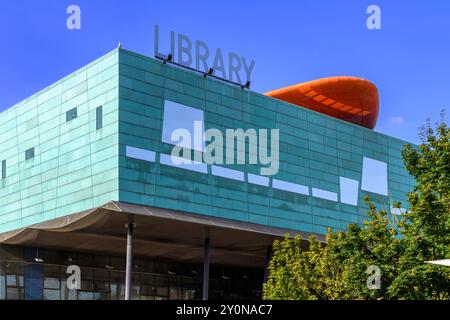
[425,259,450,266]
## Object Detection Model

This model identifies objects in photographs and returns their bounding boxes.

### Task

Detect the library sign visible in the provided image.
[154,24,255,85]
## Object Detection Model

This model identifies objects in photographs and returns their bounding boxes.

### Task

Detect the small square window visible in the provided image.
[96,106,103,130]
[25,148,35,160]
[66,108,77,122]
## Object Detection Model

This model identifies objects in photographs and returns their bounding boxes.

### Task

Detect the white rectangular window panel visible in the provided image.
[272,179,309,195]
[361,157,388,196]
[211,165,245,181]
[391,207,407,215]
[248,173,270,187]
[162,100,205,152]
[126,146,156,162]
[339,177,359,206]
[312,188,338,202]
[160,154,207,174]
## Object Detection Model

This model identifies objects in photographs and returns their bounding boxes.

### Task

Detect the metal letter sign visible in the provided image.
[154,24,255,85]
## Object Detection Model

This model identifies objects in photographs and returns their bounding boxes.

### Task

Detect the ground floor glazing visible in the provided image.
[0,245,263,300]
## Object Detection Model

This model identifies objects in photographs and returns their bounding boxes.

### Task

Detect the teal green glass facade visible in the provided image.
[0,50,120,232]
[0,48,415,235]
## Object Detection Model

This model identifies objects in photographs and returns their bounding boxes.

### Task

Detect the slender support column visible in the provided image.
[202,237,210,300]
[263,245,273,283]
[125,215,134,300]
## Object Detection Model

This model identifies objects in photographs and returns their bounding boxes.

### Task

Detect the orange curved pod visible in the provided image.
[264,76,379,129]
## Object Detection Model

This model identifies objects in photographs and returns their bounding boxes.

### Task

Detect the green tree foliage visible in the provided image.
[389,115,450,299]
[263,116,450,300]
[263,197,401,299]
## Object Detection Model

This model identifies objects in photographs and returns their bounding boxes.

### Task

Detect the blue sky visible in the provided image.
[1,0,450,144]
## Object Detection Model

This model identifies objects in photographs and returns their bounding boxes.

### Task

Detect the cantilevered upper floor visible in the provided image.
[0,47,415,235]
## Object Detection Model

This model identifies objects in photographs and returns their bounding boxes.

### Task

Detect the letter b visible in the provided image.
[178,33,192,67]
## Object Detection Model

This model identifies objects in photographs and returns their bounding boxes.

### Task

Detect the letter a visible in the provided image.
[366,5,381,30]
[66,5,81,30]
[66,265,81,290]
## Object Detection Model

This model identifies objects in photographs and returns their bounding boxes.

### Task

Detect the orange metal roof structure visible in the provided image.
[265,76,379,129]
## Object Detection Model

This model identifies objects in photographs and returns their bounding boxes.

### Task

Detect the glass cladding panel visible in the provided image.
[78,291,94,300]
[44,289,60,300]
[66,107,78,122]
[61,280,78,301]
[1,160,5,179]
[110,282,125,300]
[44,277,60,289]
[312,188,338,201]
[125,146,156,162]
[6,274,18,286]
[169,287,183,299]
[183,289,196,300]
[211,165,245,181]
[247,173,269,187]
[339,177,359,205]
[0,263,5,299]
[25,148,35,160]
[0,244,263,300]
[361,157,388,196]
[272,179,309,195]
[96,106,103,130]
[160,154,207,173]
[4,262,23,300]
[162,100,205,151]
[391,207,407,215]
[6,288,21,300]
